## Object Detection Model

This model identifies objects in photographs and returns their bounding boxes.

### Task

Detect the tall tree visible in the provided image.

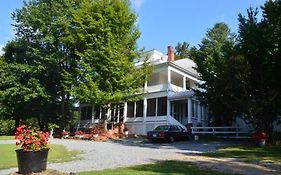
[1,0,150,129]
[175,42,190,59]
[194,22,236,124]
[10,0,82,129]
[236,0,281,134]
[71,0,150,107]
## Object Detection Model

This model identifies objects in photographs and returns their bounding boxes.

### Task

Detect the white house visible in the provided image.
[78,46,209,135]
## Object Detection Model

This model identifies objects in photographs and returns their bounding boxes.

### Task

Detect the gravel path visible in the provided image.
[0,138,232,174]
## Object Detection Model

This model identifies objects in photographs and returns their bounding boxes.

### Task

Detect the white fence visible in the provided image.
[191,126,250,137]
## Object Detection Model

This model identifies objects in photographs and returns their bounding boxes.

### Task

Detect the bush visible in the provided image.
[0,119,15,135]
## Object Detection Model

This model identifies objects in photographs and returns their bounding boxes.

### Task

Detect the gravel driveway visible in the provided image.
[0,138,237,174]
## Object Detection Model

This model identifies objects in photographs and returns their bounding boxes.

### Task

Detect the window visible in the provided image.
[171,71,183,87]
[81,106,92,120]
[147,70,168,86]
[127,102,134,118]
[157,97,167,116]
[94,107,100,119]
[136,100,144,117]
[147,98,156,116]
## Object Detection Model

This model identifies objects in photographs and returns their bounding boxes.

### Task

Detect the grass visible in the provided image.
[0,144,81,170]
[203,144,281,162]
[78,160,235,175]
[0,136,14,140]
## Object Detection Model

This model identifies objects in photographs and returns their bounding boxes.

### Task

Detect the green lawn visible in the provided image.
[203,144,281,162]
[0,136,14,140]
[78,160,235,175]
[0,144,81,170]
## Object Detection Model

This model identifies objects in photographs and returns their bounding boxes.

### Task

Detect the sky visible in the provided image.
[0,0,266,55]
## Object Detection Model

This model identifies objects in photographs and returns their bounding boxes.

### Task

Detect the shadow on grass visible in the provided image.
[203,145,281,162]
[79,160,234,175]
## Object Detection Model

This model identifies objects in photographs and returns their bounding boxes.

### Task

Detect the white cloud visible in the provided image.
[131,0,145,10]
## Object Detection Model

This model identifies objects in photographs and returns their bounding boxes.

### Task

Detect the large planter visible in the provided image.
[16,148,49,174]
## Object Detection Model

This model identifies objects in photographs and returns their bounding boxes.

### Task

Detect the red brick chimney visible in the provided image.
[167,46,175,62]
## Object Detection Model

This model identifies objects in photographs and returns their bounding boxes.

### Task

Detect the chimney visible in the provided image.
[167,46,175,62]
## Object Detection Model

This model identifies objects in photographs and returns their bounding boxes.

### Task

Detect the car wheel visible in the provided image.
[169,136,174,143]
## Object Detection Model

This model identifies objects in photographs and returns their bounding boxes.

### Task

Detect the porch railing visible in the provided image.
[190,126,250,137]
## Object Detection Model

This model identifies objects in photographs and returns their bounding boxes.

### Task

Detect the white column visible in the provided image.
[107,104,111,121]
[123,102,127,122]
[143,98,147,134]
[187,98,192,124]
[91,105,95,123]
[167,99,170,124]
[197,103,201,123]
[117,105,120,123]
[168,68,171,83]
[183,76,186,90]
[78,106,81,128]
[201,106,204,121]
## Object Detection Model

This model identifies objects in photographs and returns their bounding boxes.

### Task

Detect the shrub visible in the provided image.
[0,119,15,135]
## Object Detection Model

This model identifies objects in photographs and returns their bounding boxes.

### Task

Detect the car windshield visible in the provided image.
[154,125,169,131]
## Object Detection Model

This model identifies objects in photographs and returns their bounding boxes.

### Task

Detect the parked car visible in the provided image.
[147,125,191,142]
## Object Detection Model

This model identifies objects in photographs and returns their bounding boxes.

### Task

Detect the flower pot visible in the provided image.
[16,148,49,174]
[256,139,266,147]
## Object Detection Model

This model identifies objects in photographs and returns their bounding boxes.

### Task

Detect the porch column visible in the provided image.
[123,102,128,122]
[197,103,201,123]
[167,99,171,124]
[78,106,81,128]
[201,106,204,121]
[143,97,147,134]
[187,98,192,124]
[91,105,95,123]
[168,68,171,83]
[183,76,186,90]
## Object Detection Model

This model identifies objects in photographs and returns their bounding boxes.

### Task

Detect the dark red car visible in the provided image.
[147,125,191,142]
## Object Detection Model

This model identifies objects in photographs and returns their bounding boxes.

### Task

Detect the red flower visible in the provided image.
[15,125,49,151]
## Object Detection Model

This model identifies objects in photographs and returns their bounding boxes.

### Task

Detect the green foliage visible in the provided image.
[70,0,150,106]
[78,160,231,175]
[194,1,281,135]
[1,0,150,129]
[175,41,190,59]
[236,1,281,133]
[0,119,15,135]
[193,22,236,124]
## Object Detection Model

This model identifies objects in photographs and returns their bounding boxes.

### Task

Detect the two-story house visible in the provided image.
[78,46,209,135]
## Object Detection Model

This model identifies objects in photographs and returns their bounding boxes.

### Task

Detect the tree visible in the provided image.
[236,0,281,134]
[71,0,150,107]
[1,0,150,130]
[9,0,79,129]
[175,42,190,59]
[193,22,236,124]
[0,53,48,130]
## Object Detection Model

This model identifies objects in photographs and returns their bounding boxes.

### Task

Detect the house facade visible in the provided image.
[78,46,209,135]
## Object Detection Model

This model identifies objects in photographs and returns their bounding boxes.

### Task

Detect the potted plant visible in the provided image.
[15,125,50,174]
[252,131,268,147]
